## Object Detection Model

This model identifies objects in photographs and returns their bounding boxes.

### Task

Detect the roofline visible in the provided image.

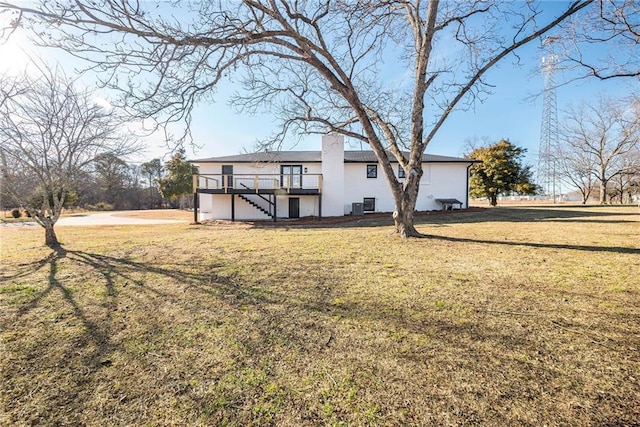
[191,158,479,164]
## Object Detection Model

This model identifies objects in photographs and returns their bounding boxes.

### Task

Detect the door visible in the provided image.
[288,198,300,219]
[222,165,233,188]
[281,165,302,189]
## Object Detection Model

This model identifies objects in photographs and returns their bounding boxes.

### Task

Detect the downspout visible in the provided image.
[466,163,472,208]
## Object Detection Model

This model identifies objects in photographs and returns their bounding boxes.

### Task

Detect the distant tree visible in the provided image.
[559,96,640,204]
[469,140,537,206]
[157,149,197,208]
[94,152,130,208]
[141,158,164,208]
[607,151,640,204]
[554,143,597,204]
[0,64,140,246]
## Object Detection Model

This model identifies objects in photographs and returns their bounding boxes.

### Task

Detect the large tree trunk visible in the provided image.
[393,207,421,238]
[391,172,423,238]
[599,181,608,204]
[44,222,60,247]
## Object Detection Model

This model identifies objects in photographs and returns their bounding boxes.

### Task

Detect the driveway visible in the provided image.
[56,211,188,226]
[2,210,189,227]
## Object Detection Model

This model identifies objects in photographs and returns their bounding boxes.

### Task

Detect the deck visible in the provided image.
[193,173,322,195]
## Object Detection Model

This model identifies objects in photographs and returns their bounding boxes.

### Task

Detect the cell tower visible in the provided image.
[537,36,560,201]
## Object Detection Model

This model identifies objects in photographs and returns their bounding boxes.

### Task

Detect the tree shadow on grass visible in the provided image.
[418,205,640,226]
[1,245,244,424]
[238,206,639,231]
[419,233,640,255]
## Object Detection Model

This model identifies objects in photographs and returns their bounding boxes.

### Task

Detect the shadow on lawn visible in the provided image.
[242,205,639,231]
[422,234,640,255]
[3,242,638,425]
[431,205,640,225]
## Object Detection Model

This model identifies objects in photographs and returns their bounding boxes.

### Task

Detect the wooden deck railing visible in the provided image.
[193,173,323,193]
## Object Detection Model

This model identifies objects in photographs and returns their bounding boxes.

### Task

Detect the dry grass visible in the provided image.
[1,206,639,426]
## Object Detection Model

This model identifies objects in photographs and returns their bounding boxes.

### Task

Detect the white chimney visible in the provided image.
[321,134,345,217]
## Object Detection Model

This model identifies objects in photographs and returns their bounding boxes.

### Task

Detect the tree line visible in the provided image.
[467,95,640,206]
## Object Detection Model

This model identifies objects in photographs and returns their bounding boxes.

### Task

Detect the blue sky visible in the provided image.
[0,4,632,168]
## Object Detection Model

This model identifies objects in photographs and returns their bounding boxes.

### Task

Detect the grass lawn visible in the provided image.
[1,206,638,426]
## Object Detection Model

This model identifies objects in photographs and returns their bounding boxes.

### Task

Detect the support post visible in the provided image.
[193,191,199,223]
[318,194,322,219]
[231,194,235,221]
[273,195,277,222]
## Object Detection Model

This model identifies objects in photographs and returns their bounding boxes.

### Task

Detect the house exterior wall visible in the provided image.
[427,163,471,208]
[195,161,322,221]
[321,134,345,216]
[193,143,472,221]
[343,162,470,213]
[198,193,320,221]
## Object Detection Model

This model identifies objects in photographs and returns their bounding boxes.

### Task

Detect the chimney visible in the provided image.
[321,134,345,217]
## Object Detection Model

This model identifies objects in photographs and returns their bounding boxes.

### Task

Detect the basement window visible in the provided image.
[363,197,376,212]
[366,164,378,178]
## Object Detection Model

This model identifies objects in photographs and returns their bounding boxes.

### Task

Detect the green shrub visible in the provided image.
[11,209,21,219]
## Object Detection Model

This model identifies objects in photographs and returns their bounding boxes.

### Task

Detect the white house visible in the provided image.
[190,135,476,222]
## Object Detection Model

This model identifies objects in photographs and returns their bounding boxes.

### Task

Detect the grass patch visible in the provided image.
[1,206,639,425]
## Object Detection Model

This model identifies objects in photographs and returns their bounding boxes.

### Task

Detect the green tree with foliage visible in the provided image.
[469,140,537,206]
[157,149,197,207]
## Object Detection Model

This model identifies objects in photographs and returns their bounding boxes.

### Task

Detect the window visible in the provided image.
[366,164,377,178]
[398,165,406,179]
[363,197,375,212]
[280,165,302,188]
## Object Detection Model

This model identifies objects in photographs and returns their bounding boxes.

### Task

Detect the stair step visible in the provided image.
[238,194,274,218]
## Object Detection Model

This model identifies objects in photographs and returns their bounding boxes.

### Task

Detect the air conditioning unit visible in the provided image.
[352,202,364,216]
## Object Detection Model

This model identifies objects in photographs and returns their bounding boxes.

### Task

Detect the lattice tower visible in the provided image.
[537,36,560,200]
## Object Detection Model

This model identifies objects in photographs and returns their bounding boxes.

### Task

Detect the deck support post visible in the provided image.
[273,195,277,222]
[193,191,199,223]
[318,194,322,219]
[231,194,235,221]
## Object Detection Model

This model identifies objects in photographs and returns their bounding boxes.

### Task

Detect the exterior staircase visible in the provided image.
[238,194,275,219]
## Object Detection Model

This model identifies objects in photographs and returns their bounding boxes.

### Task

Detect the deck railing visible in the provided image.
[193,173,323,193]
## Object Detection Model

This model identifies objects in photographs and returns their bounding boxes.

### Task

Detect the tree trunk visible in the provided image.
[393,206,421,238]
[391,176,423,238]
[599,181,608,204]
[44,223,60,247]
[489,193,498,206]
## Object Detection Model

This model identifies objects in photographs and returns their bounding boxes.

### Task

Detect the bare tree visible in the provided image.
[554,143,597,204]
[141,158,164,209]
[608,151,640,203]
[559,96,640,204]
[0,0,595,236]
[557,0,640,81]
[0,63,140,246]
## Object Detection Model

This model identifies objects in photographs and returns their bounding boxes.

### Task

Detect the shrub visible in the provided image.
[87,202,114,211]
[11,208,21,219]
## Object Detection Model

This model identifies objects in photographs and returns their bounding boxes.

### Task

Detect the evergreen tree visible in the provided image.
[469,140,537,206]
[157,149,198,207]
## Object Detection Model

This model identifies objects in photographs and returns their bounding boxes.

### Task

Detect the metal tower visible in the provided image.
[537,36,560,201]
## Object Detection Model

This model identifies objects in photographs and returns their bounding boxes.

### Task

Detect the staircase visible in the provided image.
[238,194,275,219]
